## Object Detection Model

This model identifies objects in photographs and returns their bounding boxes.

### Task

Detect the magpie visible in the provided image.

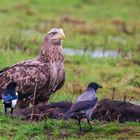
[2,82,18,115]
[64,82,102,131]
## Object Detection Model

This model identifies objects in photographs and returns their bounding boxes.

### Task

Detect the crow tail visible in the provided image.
[63,112,74,120]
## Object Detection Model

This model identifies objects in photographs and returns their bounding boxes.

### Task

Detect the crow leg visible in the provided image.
[87,118,92,129]
[77,118,83,131]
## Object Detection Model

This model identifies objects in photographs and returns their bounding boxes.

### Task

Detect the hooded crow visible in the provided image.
[2,82,18,115]
[64,82,102,131]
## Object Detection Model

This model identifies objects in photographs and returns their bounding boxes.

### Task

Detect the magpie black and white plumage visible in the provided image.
[2,82,18,115]
[64,82,102,131]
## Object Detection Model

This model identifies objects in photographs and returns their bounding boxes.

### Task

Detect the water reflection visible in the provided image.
[63,48,131,58]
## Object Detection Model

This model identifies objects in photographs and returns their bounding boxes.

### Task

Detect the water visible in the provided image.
[63,48,131,58]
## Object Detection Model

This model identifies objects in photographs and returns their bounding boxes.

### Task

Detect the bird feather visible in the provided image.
[0,28,65,108]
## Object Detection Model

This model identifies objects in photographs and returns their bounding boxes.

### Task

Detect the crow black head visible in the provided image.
[6,82,18,89]
[87,82,102,91]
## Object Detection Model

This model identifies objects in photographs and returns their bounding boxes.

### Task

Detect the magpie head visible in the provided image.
[6,82,18,89]
[87,82,102,91]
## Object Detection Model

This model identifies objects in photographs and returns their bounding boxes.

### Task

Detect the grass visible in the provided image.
[0,53,140,140]
[0,114,139,140]
[0,0,140,139]
[0,0,140,52]
[0,115,45,140]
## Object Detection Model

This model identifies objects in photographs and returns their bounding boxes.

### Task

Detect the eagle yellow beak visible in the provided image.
[45,28,65,40]
[55,29,65,40]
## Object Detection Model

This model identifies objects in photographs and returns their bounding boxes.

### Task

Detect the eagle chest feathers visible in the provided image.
[0,28,65,108]
[49,60,65,92]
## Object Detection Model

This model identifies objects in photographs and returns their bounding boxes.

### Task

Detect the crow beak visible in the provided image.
[98,85,103,88]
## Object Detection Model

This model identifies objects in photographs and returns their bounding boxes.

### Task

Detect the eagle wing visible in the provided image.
[0,59,50,97]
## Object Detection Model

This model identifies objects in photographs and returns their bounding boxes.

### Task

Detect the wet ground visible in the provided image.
[63,48,131,58]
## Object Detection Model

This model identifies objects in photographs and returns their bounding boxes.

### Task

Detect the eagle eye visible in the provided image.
[52,32,57,35]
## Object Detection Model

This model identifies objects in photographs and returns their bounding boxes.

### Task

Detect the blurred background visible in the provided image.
[0,0,140,101]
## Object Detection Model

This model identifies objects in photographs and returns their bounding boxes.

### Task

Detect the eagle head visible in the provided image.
[44,28,65,46]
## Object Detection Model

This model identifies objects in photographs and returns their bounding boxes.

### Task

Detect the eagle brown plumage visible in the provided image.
[0,28,65,108]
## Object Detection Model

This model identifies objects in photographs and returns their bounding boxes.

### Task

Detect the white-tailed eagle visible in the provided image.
[0,28,65,108]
